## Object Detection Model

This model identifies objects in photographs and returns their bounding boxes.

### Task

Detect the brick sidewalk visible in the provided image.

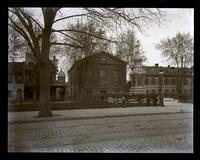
[8,101,193,124]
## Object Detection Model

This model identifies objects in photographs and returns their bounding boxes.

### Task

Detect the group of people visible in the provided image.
[146,96,159,106]
[101,94,160,106]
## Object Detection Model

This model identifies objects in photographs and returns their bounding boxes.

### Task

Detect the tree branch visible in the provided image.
[53,30,82,43]
[15,9,41,55]
[8,22,33,50]
[52,29,117,43]
[51,42,84,48]
[9,23,40,61]
[53,13,90,24]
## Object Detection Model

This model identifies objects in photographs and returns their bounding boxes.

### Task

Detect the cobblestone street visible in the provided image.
[8,112,193,153]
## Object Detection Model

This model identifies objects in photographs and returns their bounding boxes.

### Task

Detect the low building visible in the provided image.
[130,63,193,100]
[68,51,127,101]
[143,64,193,98]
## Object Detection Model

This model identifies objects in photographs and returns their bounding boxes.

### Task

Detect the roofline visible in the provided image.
[68,51,126,72]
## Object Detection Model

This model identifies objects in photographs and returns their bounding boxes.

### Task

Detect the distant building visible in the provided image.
[8,62,25,102]
[8,54,67,103]
[128,40,193,101]
[68,51,127,100]
[130,63,193,99]
[52,69,68,101]
[144,64,193,98]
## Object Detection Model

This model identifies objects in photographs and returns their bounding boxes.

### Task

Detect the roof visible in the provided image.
[8,62,24,74]
[132,68,146,74]
[143,66,193,76]
[8,59,57,74]
[68,51,126,72]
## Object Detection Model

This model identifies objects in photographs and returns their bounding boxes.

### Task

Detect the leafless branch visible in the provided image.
[53,13,90,24]
[51,42,84,48]
[52,30,82,43]
[52,29,117,43]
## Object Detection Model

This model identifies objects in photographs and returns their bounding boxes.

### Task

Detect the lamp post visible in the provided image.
[159,70,164,106]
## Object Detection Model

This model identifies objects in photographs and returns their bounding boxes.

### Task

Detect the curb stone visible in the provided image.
[8,111,192,124]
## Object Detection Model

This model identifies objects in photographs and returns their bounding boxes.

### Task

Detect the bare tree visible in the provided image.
[155,32,193,68]
[60,19,113,69]
[155,32,193,100]
[115,30,146,73]
[8,25,28,61]
[8,8,164,117]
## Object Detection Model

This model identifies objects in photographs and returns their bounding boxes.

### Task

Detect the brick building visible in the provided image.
[68,51,127,100]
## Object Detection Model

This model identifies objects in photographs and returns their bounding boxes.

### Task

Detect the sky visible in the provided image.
[55,8,194,69]
[136,8,194,67]
[10,8,194,70]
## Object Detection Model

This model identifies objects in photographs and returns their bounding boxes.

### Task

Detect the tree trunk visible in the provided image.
[38,61,52,117]
[36,8,59,117]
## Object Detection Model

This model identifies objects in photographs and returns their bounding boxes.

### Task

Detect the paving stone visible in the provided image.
[8,113,193,153]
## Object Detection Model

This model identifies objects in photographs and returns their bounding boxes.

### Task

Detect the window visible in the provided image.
[113,90,119,94]
[164,78,169,85]
[26,74,34,83]
[137,78,142,86]
[100,70,106,78]
[85,90,93,96]
[8,90,12,98]
[17,88,22,99]
[171,78,175,85]
[184,89,188,94]
[184,78,188,85]
[100,70,107,86]
[152,89,155,93]
[8,74,12,83]
[164,89,168,93]
[145,78,149,85]
[151,78,156,85]
[113,71,119,83]
[15,74,23,83]
[50,74,53,83]
[100,90,107,95]
[132,77,136,86]
[171,89,175,93]
[87,69,92,77]
[101,57,106,61]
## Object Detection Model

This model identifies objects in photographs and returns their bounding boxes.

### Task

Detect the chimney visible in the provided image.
[155,63,159,67]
